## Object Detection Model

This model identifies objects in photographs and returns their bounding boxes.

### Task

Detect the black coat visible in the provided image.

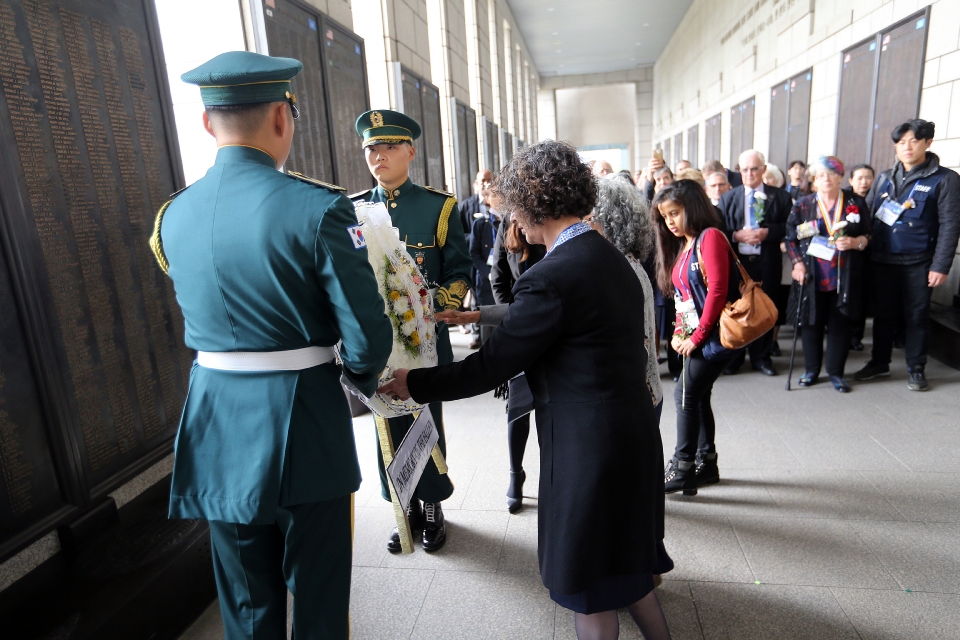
[489,215,546,304]
[457,193,483,243]
[408,230,664,594]
[785,190,871,323]
[718,184,793,296]
[469,214,501,304]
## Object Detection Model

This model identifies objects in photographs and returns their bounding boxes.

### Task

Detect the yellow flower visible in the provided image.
[389,290,401,301]
[403,310,415,322]
[410,331,420,346]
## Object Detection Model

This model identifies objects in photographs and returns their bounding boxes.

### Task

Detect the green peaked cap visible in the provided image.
[355,109,422,148]
[181,51,303,107]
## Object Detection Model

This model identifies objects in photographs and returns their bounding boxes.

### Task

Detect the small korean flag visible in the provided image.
[347,225,366,249]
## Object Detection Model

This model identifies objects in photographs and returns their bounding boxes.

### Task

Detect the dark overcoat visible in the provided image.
[717,183,793,296]
[785,190,871,323]
[407,230,665,594]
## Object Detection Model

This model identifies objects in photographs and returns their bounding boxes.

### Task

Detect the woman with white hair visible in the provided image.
[764,163,786,189]
[586,176,664,418]
[785,156,871,392]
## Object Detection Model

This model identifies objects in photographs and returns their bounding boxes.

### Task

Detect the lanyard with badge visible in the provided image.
[674,246,700,337]
[806,193,843,261]
[876,180,918,226]
[486,214,497,266]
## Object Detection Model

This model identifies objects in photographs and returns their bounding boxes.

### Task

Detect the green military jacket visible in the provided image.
[350,180,471,364]
[153,145,393,524]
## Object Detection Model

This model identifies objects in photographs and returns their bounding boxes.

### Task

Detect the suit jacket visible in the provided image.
[469,213,501,304]
[727,168,743,188]
[407,230,664,594]
[457,193,483,242]
[717,183,792,294]
[159,145,393,524]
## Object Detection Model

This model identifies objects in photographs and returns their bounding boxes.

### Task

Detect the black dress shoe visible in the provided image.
[386,500,424,553]
[829,376,851,393]
[798,373,819,387]
[664,458,697,496]
[850,338,864,351]
[695,452,719,487]
[754,362,777,376]
[506,470,525,513]
[853,361,890,381]
[421,502,446,552]
[722,366,740,376]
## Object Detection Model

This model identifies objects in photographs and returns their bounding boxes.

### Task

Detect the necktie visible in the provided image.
[746,189,756,229]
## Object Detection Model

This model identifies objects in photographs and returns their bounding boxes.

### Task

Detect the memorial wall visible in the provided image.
[0,0,189,561]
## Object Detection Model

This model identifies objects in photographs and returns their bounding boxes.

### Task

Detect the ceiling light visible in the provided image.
[556,49,562,53]
[643,23,649,27]
[635,42,641,46]
[552,31,559,35]
[547,7,554,10]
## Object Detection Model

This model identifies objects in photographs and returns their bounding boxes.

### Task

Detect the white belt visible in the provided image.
[196,346,336,371]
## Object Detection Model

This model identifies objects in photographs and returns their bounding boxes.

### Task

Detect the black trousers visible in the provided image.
[656,302,682,376]
[674,350,728,462]
[870,261,933,368]
[801,290,852,377]
[728,257,773,369]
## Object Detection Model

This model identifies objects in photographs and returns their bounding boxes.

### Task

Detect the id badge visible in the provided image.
[486,249,495,267]
[877,199,903,226]
[806,236,836,261]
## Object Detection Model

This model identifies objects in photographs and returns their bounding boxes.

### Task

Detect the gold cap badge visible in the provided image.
[370,111,384,127]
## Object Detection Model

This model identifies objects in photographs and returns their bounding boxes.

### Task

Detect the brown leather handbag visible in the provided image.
[697,235,779,350]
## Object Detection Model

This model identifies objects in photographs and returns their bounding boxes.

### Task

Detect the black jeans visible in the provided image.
[871,261,933,367]
[674,350,728,462]
[801,290,852,377]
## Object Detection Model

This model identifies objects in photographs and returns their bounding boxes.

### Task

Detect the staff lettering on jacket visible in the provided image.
[915,184,932,192]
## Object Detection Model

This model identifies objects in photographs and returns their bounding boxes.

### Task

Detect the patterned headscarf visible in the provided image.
[812,155,844,177]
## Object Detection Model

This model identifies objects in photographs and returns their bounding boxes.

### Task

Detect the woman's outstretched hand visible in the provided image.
[377,368,411,401]
[434,309,481,325]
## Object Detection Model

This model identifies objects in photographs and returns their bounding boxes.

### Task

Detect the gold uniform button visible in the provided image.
[390,202,397,208]
[418,242,423,247]
[393,189,400,196]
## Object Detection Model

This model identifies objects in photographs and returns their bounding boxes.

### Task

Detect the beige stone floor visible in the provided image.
[180,327,960,639]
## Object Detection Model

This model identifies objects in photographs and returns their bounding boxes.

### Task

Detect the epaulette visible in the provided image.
[423,185,455,198]
[149,185,189,275]
[437,195,458,248]
[348,188,373,200]
[287,171,346,192]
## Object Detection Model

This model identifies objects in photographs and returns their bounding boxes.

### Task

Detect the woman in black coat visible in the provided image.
[379,141,671,640]
[786,156,871,391]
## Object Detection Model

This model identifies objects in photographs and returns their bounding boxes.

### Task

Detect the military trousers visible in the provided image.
[375,401,453,503]
[208,495,352,640]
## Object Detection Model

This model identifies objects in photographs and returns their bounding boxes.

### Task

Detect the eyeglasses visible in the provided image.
[741,166,763,173]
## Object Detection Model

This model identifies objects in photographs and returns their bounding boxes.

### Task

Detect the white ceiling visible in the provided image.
[506,0,693,77]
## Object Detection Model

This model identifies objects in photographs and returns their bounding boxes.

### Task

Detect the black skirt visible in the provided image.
[549,541,674,614]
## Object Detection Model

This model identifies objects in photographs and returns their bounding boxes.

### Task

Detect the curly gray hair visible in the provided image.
[594,176,654,261]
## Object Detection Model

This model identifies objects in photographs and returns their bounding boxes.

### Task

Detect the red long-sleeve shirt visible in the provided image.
[673,227,730,347]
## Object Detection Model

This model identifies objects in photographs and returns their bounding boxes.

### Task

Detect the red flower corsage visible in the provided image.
[419,288,428,298]
[845,204,858,214]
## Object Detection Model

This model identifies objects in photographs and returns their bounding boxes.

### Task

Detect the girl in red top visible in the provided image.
[653,180,737,496]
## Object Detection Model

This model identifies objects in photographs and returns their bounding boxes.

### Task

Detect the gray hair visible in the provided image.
[595,176,654,261]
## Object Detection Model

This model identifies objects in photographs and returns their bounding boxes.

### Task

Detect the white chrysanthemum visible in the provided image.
[401,320,416,336]
[392,297,410,314]
[388,274,404,290]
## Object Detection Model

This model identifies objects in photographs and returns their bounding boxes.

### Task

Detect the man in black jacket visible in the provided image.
[457,169,494,347]
[717,149,792,375]
[854,119,960,391]
[469,192,501,344]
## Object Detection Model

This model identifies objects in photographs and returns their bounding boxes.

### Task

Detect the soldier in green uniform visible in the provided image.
[350,109,472,552]
[151,52,393,640]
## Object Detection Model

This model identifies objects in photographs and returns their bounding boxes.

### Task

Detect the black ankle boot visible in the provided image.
[695,452,719,487]
[386,500,424,553]
[506,470,526,513]
[664,458,697,495]
[421,502,446,552]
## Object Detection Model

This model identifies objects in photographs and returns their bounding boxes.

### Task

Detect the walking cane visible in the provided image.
[786,269,808,391]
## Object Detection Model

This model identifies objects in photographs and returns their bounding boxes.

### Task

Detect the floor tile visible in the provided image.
[757,468,905,521]
[412,570,555,640]
[730,517,900,589]
[849,520,960,594]
[662,514,755,584]
[859,471,960,523]
[691,582,860,640]
[831,587,960,640]
[350,567,435,640]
